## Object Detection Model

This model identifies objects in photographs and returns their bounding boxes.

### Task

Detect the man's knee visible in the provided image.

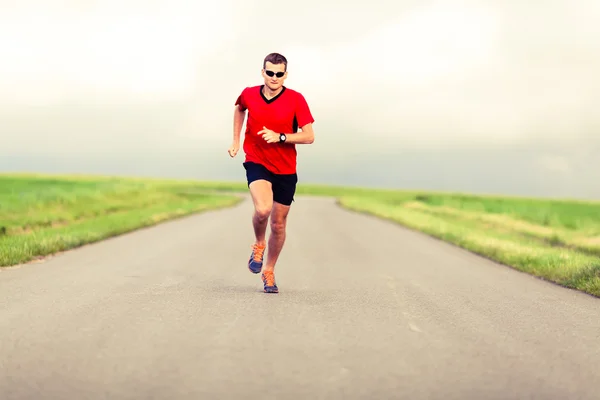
[270,219,286,235]
[255,205,272,221]
[270,209,288,234]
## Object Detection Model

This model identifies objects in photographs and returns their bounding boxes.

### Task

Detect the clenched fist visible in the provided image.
[228,141,240,157]
[257,126,281,144]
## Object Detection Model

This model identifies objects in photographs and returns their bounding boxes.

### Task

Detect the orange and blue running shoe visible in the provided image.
[262,270,278,293]
[248,243,265,274]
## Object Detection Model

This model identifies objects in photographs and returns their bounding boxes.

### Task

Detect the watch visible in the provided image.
[279,133,287,143]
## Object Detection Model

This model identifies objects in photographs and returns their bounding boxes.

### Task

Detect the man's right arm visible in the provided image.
[232,105,246,143]
[229,88,247,157]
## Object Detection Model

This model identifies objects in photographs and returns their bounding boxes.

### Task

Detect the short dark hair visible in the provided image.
[263,53,287,71]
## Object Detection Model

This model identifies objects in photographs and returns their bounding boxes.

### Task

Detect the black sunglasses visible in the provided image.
[265,70,285,78]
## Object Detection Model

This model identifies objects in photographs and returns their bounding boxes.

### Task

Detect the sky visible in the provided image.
[1,0,599,199]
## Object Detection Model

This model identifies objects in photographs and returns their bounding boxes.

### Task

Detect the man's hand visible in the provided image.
[228,141,240,157]
[257,126,280,144]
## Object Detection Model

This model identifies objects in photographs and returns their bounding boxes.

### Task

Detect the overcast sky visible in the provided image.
[1,0,599,199]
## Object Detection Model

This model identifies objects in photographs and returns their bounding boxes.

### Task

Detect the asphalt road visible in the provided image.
[1,195,599,400]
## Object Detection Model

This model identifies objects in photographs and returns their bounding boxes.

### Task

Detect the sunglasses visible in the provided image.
[265,70,285,78]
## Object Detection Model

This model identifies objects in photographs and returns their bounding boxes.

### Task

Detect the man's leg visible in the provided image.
[243,162,274,274]
[262,201,291,273]
[247,179,273,273]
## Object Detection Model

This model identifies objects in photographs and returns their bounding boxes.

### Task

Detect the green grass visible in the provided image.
[2,172,600,298]
[0,173,242,266]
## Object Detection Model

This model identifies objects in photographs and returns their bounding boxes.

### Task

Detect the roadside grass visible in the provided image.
[0,174,242,266]
[401,201,600,257]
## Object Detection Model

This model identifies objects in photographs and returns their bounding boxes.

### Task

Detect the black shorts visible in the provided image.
[243,162,298,206]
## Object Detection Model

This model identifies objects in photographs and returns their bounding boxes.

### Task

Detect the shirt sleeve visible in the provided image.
[234,88,248,111]
[295,92,315,128]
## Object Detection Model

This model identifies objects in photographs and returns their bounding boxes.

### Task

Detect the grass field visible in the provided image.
[2,173,599,298]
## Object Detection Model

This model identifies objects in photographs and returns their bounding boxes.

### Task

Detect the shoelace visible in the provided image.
[262,271,275,286]
[252,244,265,261]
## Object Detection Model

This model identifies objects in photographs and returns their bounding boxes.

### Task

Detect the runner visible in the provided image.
[228,52,316,293]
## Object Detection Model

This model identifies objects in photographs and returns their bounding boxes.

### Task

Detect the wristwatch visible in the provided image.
[279,133,287,143]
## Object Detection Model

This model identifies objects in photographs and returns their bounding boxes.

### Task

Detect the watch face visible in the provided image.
[280,134,286,142]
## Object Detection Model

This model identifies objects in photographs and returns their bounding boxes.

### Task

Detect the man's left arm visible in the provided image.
[257,124,315,144]
[291,93,316,144]
[283,123,314,144]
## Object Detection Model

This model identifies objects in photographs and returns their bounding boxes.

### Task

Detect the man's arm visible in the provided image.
[233,105,246,143]
[229,105,246,157]
[257,123,315,145]
[284,123,314,144]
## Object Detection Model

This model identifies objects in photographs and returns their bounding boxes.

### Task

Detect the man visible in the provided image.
[228,52,315,294]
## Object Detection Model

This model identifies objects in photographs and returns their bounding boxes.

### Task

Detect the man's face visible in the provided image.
[262,61,287,91]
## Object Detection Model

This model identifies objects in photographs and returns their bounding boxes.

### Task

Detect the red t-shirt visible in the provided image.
[235,85,314,175]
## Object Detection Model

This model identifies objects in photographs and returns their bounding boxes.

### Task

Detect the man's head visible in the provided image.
[261,52,288,91]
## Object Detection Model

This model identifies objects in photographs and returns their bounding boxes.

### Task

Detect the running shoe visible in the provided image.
[262,270,278,293]
[248,242,265,274]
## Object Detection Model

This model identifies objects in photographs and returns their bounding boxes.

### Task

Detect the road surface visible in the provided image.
[1,196,599,399]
